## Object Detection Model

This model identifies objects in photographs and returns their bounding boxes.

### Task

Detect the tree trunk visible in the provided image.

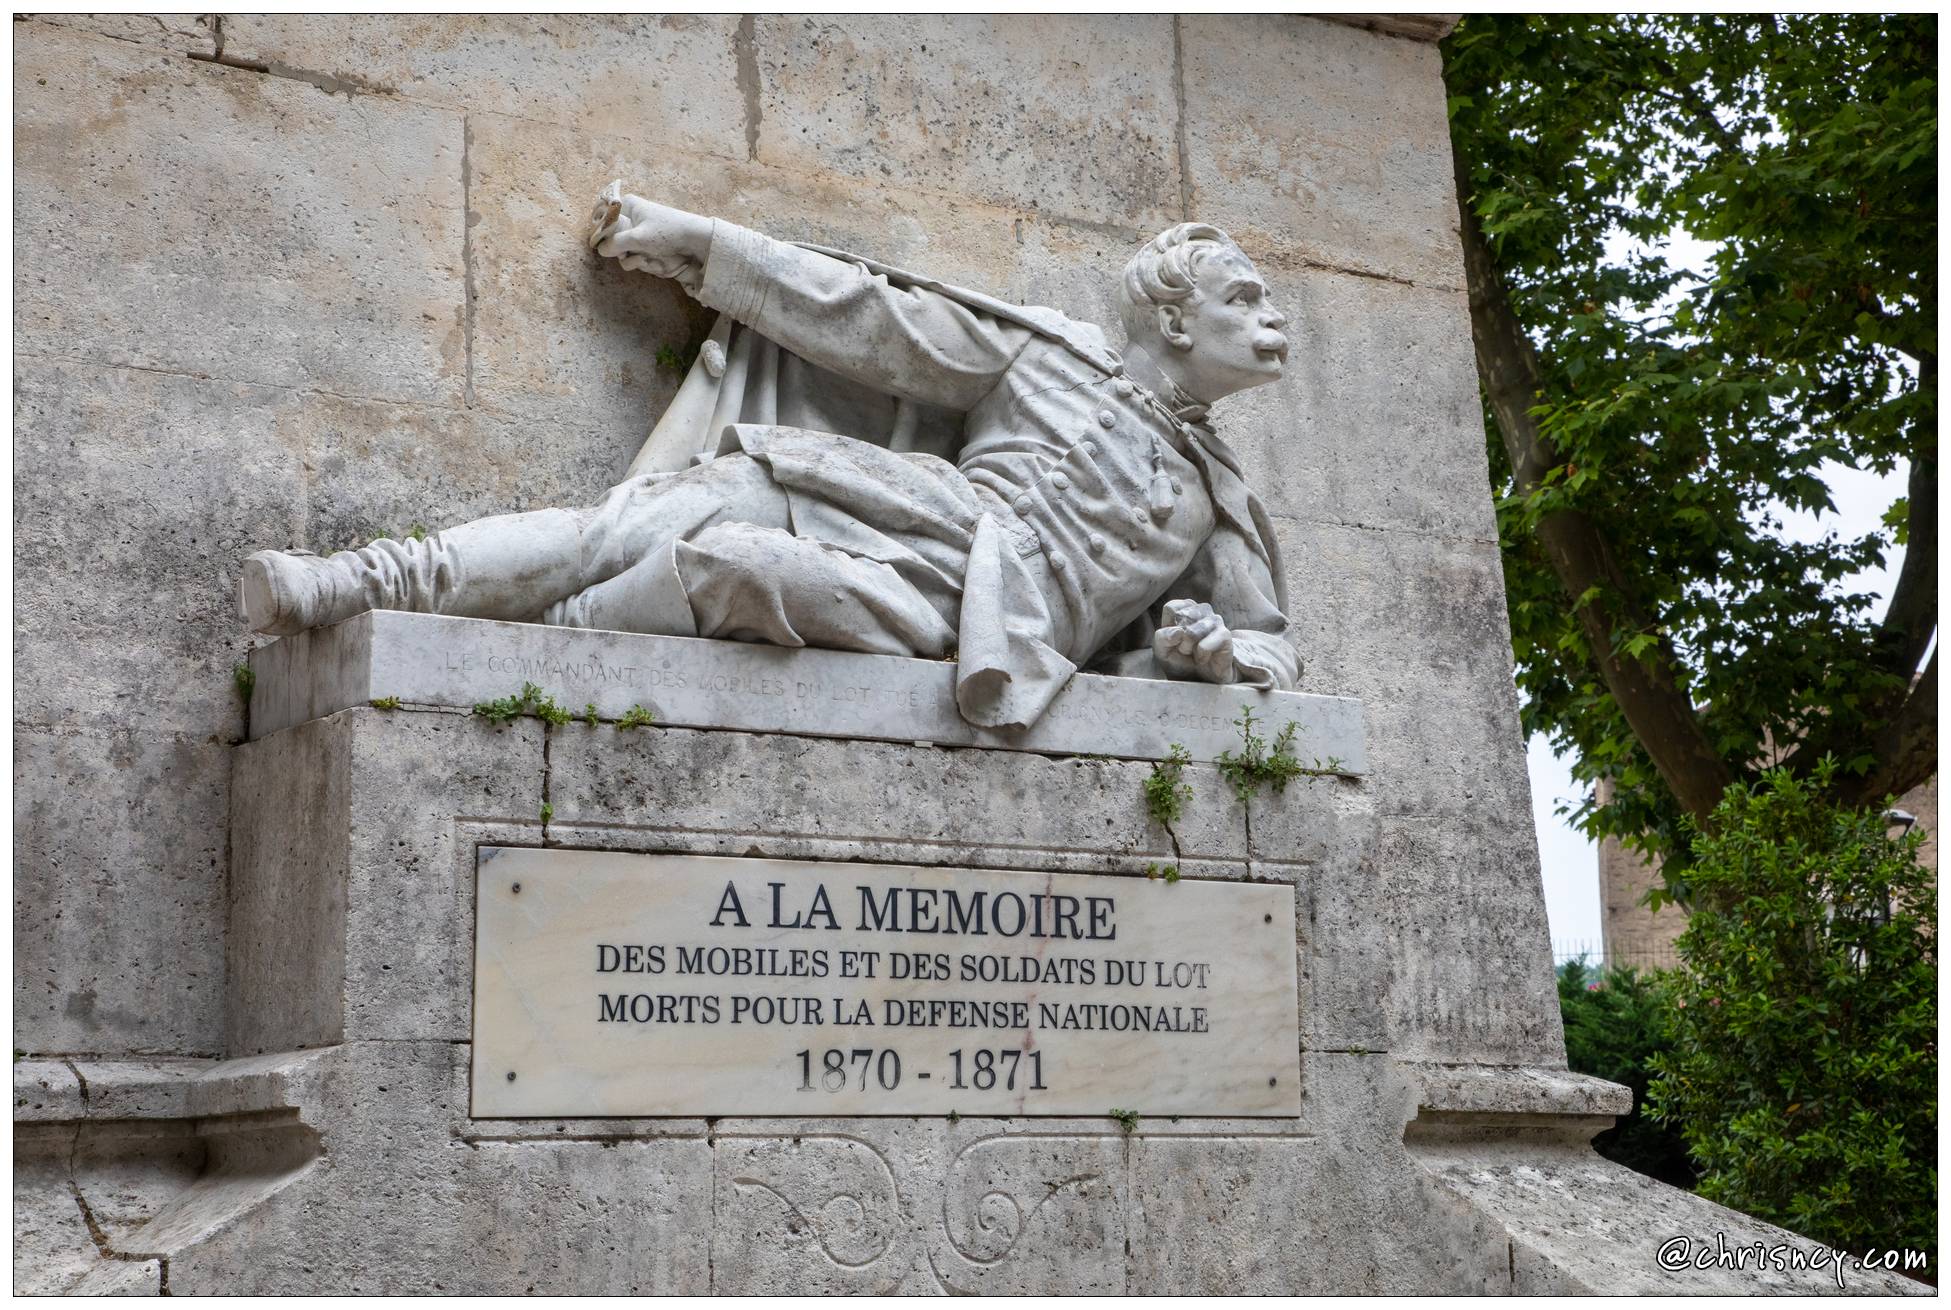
[1784,368,1936,801]
[1843,651,1937,809]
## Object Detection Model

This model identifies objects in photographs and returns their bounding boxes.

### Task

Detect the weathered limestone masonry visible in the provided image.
[15,14,1914,1294]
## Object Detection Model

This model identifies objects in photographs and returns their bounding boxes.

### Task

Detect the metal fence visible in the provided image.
[1551,938,1684,973]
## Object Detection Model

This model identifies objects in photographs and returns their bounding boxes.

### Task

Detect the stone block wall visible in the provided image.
[14,14,1557,1071]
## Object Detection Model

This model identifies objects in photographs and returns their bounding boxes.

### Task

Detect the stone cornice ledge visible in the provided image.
[246,610,1369,771]
[1318,14,1460,43]
[14,1051,332,1123]
[1403,1060,1633,1127]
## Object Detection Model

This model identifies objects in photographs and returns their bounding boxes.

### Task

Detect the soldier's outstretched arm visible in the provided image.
[592,188,1034,412]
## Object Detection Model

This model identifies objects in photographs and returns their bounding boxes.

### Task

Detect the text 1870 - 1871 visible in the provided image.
[795,1047,1049,1092]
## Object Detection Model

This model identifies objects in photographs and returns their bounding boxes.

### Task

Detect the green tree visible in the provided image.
[1557,958,1696,1188]
[1646,763,1935,1263]
[1442,16,1935,871]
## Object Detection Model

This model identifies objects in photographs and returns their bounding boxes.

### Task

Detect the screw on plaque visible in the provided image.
[507,1071,518,1082]
[512,883,522,894]
[1263,913,1272,923]
[1268,1076,1277,1086]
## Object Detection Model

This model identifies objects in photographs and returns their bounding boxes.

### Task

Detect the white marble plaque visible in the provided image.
[247,611,1369,773]
[470,848,1302,1118]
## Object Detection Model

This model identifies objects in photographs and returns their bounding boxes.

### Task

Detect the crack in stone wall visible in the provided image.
[734,15,762,164]
[189,17,399,99]
[461,116,477,409]
[1171,17,1193,222]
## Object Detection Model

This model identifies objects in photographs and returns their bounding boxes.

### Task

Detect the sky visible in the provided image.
[1532,458,1913,950]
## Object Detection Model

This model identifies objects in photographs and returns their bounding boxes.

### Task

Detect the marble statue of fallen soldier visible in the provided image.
[240,186,1302,730]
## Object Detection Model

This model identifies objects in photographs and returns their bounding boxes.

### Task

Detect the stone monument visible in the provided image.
[237,194,1304,730]
[15,13,1916,1294]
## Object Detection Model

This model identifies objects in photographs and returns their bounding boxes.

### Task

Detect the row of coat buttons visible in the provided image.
[1017,531,1107,565]
[1012,447,1095,506]
[1026,377,1171,572]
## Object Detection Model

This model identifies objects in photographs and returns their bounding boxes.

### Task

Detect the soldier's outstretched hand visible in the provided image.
[588,181,712,294]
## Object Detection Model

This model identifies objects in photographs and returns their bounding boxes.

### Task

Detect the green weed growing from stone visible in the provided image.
[1214,706,1304,805]
[540,802,554,824]
[945,1109,960,1125]
[473,685,533,724]
[583,703,599,727]
[1108,1108,1140,1134]
[615,704,658,730]
[654,343,700,373]
[233,663,256,703]
[1145,862,1181,884]
[369,696,402,710]
[473,682,572,727]
[1142,745,1192,826]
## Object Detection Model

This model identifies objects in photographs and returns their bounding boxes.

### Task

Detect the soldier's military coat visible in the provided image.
[606,220,1299,729]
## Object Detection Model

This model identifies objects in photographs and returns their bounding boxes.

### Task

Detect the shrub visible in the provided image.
[1557,958,1696,1188]
[1648,761,1935,1266]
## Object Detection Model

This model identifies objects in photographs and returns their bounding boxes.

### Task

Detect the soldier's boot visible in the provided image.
[239,508,590,636]
[238,549,371,636]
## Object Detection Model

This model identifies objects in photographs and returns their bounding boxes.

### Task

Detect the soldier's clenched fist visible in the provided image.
[588,181,712,293]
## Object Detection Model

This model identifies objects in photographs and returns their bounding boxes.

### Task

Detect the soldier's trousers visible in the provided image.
[340,450,960,658]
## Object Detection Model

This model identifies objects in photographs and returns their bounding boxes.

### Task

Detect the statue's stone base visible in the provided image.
[15,698,1917,1293]
[245,611,1370,769]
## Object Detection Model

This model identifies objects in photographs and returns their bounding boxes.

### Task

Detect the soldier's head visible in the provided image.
[1119,224,1288,403]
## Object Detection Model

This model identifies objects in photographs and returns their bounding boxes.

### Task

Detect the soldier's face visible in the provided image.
[1177,252,1289,401]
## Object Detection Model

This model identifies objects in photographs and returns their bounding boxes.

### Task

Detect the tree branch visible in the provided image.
[1783,366,1935,785]
[1858,289,1936,372]
[1451,137,1737,826]
[1876,443,1938,683]
[1643,51,1742,154]
[1841,650,1937,807]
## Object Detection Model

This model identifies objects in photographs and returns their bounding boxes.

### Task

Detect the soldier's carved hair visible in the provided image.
[1118,223,1248,342]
